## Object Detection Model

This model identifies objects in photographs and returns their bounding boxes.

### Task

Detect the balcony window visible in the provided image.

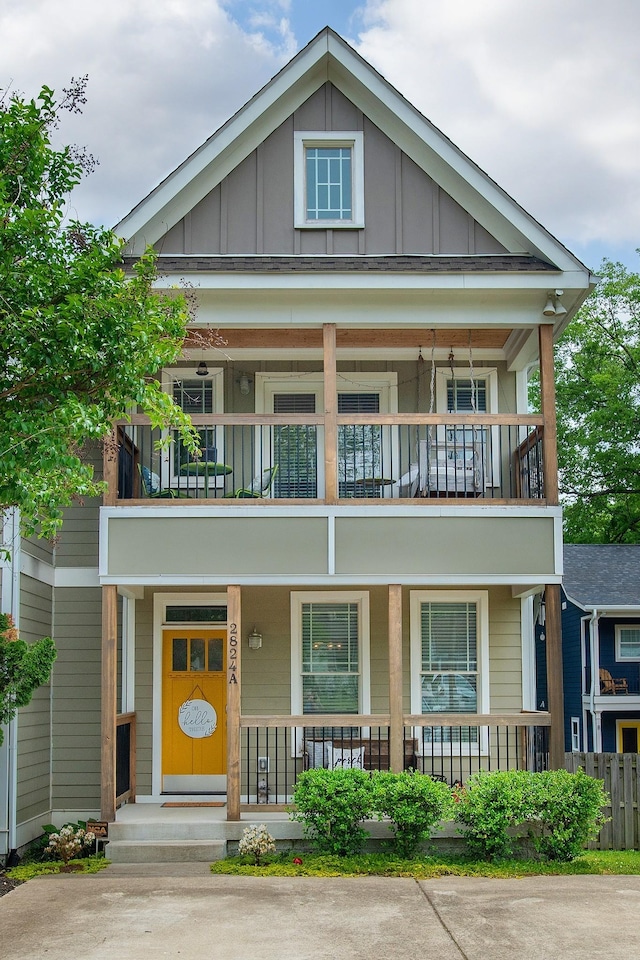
[616,625,640,660]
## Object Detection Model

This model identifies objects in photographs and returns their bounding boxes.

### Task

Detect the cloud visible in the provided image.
[355,0,640,258]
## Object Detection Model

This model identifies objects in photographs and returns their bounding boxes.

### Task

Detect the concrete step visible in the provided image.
[107,839,227,863]
[108,817,307,843]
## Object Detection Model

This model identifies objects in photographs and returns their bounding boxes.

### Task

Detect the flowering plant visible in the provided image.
[46,825,96,864]
[237,824,276,865]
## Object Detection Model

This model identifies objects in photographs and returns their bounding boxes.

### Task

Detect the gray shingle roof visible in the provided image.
[128,254,558,274]
[563,545,640,608]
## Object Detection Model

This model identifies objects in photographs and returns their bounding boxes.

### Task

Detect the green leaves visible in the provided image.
[0,84,197,543]
[552,255,640,542]
[0,613,56,745]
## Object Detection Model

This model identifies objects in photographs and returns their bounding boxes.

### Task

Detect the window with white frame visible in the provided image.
[294,132,364,228]
[161,368,224,488]
[570,717,581,752]
[410,590,489,749]
[436,367,499,486]
[291,591,370,719]
[616,624,640,660]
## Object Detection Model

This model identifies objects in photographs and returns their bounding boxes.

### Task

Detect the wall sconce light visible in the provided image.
[237,373,253,396]
[542,296,556,317]
[196,360,209,377]
[248,627,263,650]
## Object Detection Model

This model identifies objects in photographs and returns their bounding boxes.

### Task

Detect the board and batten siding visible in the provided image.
[50,588,102,813]
[159,83,507,258]
[16,575,53,825]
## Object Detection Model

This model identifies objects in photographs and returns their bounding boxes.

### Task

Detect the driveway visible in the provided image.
[1,868,639,960]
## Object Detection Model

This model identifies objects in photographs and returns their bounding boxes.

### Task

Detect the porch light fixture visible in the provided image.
[248,627,263,650]
[543,296,556,317]
[543,290,567,318]
[237,373,253,396]
[196,360,209,377]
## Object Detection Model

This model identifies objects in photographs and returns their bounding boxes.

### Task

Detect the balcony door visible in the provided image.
[256,373,397,498]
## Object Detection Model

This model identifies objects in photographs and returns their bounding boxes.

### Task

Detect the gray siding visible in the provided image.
[16,575,53,824]
[54,441,102,568]
[159,83,507,258]
[51,588,102,811]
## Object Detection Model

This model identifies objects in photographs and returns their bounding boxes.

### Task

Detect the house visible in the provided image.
[0,28,594,861]
[537,544,640,753]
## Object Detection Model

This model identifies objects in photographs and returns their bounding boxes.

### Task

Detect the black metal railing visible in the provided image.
[115,417,545,502]
[115,712,136,806]
[238,718,550,804]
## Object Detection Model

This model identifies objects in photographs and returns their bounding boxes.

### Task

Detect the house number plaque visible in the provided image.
[178,699,217,738]
[228,622,238,685]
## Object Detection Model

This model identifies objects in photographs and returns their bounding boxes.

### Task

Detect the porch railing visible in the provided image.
[115,712,136,807]
[238,712,551,807]
[114,414,545,503]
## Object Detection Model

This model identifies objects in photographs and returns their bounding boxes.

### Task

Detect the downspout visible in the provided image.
[588,608,601,751]
[0,509,20,861]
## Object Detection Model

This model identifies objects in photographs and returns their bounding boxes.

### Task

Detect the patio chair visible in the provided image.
[138,464,192,499]
[223,464,279,499]
[599,668,628,695]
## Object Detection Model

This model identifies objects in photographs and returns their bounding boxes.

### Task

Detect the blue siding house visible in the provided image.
[537,545,640,752]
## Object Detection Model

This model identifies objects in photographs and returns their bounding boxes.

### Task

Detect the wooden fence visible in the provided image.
[565,752,640,850]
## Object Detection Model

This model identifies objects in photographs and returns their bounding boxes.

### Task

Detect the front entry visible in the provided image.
[162,629,227,793]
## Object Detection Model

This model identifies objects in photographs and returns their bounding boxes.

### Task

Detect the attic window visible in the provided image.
[294,131,364,229]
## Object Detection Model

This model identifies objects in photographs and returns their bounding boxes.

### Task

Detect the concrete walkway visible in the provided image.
[1,868,640,960]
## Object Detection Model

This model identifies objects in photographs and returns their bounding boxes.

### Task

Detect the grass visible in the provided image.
[6,854,110,881]
[210,850,640,878]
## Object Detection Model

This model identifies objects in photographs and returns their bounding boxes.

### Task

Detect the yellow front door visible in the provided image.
[162,629,227,792]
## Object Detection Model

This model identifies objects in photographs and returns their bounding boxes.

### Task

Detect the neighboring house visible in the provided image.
[537,545,640,754]
[1,28,594,860]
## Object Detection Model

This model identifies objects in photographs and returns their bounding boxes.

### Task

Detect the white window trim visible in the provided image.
[615,623,640,661]
[435,367,499,487]
[410,589,490,756]
[291,590,371,757]
[294,131,365,229]
[161,367,225,490]
[570,717,581,753]
[256,372,398,498]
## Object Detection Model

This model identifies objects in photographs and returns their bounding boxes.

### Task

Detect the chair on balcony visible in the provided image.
[138,465,192,499]
[390,438,483,498]
[599,668,629,695]
[223,465,279,499]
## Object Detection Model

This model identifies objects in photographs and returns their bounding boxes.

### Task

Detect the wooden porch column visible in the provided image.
[103,428,118,506]
[323,323,338,504]
[101,584,118,822]
[388,585,404,772]
[545,583,565,769]
[538,323,559,506]
[226,585,241,820]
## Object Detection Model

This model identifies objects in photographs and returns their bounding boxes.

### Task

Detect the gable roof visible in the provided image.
[563,544,640,610]
[116,26,591,301]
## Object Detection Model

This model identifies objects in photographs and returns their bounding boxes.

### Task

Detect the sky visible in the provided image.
[1,0,639,273]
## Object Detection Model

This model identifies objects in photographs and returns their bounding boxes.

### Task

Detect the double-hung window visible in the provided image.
[616,625,640,660]
[436,367,498,488]
[411,591,489,751]
[291,592,370,748]
[294,132,364,228]
[162,368,224,489]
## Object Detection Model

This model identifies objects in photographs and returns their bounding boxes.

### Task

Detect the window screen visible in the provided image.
[301,602,359,715]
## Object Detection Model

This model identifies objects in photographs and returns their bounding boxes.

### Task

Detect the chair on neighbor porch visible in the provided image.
[223,465,279,499]
[599,668,629,695]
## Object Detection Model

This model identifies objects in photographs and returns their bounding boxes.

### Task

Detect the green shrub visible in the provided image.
[291,768,374,855]
[371,771,454,858]
[455,769,609,862]
[455,770,534,860]
[527,768,609,862]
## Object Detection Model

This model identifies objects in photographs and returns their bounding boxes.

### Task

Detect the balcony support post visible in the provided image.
[100,584,118,821]
[323,323,338,503]
[226,585,241,820]
[388,584,404,772]
[538,323,559,505]
[103,427,118,506]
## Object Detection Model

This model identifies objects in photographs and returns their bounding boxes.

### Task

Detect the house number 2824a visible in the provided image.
[228,623,238,685]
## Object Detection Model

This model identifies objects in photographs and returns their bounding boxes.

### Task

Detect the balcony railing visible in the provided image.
[238,713,550,806]
[113,414,545,503]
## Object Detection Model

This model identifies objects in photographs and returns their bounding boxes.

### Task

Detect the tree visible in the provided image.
[553,257,640,542]
[0,613,56,745]
[0,80,198,546]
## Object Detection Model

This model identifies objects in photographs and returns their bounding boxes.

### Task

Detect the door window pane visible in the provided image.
[273,393,317,497]
[190,638,205,671]
[172,638,188,672]
[208,638,224,672]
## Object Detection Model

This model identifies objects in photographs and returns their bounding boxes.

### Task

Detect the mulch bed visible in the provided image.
[0,870,22,897]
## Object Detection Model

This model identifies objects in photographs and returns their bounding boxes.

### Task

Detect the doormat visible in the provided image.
[162,801,225,807]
